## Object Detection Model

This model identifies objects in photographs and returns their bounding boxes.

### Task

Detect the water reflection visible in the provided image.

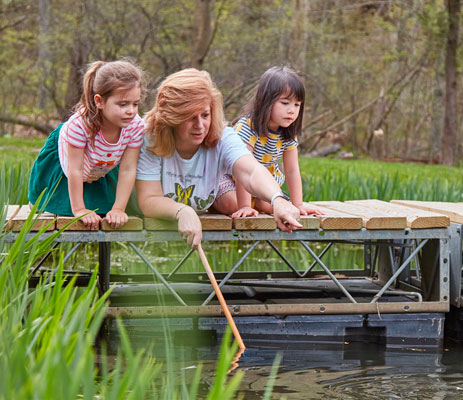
[218,342,463,399]
[104,320,463,399]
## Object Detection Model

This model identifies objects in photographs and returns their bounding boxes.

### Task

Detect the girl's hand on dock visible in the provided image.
[232,206,259,219]
[272,197,302,233]
[177,206,202,248]
[105,208,129,229]
[74,209,102,230]
[296,204,325,216]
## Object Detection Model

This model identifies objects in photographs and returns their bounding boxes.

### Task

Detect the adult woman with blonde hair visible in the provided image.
[136,68,302,247]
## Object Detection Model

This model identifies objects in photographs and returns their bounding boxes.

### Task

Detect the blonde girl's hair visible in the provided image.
[75,59,144,140]
[145,68,225,157]
[234,66,305,141]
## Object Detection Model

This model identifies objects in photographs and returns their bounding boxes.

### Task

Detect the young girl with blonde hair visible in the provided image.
[28,60,144,229]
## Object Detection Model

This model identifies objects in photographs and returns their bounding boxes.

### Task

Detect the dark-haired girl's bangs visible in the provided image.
[286,74,305,102]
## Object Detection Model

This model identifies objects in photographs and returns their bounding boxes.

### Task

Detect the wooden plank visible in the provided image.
[313,201,407,229]
[233,214,319,231]
[4,205,21,231]
[58,214,146,231]
[6,205,20,220]
[390,200,463,224]
[10,205,55,232]
[348,200,450,228]
[299,215,320,230]
[101,216,144,231]
[145,214,233,231]
[56,216,90,231]
[199,214,233,230]
[233,214,277,230]
[304,202,362,230]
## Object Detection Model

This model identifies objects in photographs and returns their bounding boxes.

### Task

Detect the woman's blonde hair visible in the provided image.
[145,68,225,157]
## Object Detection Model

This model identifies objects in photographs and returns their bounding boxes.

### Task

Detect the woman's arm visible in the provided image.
[105,147,140,228]
[232,154,302,232]
[67,143,101,230]
[283,148,323,216]
[136,179,202,247]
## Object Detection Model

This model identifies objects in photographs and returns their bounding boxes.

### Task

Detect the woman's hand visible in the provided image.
[105,208,129,229]
[177,206,203,248]
[295,204,324,216]
[232,206,259,219]
[73,208,102,230]
[272,197,302,232]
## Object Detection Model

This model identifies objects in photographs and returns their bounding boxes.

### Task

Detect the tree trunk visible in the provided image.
[289,0,309,71]
[191,0,212,69]
[62,4,91,119]
[441,0,460,165]
[430,52,445,163]
[37,0,51,110]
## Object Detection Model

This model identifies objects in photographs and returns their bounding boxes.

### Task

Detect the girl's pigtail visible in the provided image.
[78,61,106,143]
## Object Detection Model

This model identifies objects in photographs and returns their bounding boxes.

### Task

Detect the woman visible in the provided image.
[136,68,302,248]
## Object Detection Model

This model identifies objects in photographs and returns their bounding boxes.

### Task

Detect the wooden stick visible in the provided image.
[197,244,246,350]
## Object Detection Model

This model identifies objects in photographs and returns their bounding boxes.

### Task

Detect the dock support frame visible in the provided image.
[8,227,450,316]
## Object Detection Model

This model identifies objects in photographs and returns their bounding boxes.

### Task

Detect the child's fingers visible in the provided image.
[82,212,101,230]
[110,215,127,228]
[311,209,324,215]
[106,211,128,228]
[232,207,258,219]
[302,207,324,216]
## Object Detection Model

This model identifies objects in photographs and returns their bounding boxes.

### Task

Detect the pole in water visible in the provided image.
[197,243,246,350]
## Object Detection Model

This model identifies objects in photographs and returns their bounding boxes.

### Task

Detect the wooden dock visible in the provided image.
[4,200,460,346]
[4,200,451,232]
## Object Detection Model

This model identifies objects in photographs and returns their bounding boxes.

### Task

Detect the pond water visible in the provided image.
[104,320,463,400]
[69,239,451,398]
[201,341,463,399]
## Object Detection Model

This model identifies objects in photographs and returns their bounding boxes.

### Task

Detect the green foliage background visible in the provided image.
[1,1,461,160]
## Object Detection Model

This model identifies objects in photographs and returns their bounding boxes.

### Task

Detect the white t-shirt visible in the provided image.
[136,127,250,212]
[58,113,144,181]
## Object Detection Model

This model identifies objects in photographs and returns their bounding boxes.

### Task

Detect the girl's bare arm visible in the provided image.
[283,148,323,216]
[105,147,140,228]
[67,143,101,230]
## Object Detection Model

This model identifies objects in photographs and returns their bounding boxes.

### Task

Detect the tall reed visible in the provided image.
[0,161,31,205]
[0,198,244,398]
[299,158,463,202]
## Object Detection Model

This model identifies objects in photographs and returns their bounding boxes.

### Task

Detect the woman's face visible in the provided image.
[174,105,211,158]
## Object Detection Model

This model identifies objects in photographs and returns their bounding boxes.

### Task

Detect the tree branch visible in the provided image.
[0,115,53,135]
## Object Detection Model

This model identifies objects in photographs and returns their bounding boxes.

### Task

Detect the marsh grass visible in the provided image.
[4,143,463,206]
[0,162,31,205]
[0,136,45,162]
[298,157,463,201]
[0,198,246,399]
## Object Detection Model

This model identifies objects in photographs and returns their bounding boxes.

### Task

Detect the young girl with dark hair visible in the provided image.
[28,60,144,230]
[232,66,322,218]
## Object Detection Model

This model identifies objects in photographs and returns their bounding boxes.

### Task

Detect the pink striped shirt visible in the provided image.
[58,112,144,182]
